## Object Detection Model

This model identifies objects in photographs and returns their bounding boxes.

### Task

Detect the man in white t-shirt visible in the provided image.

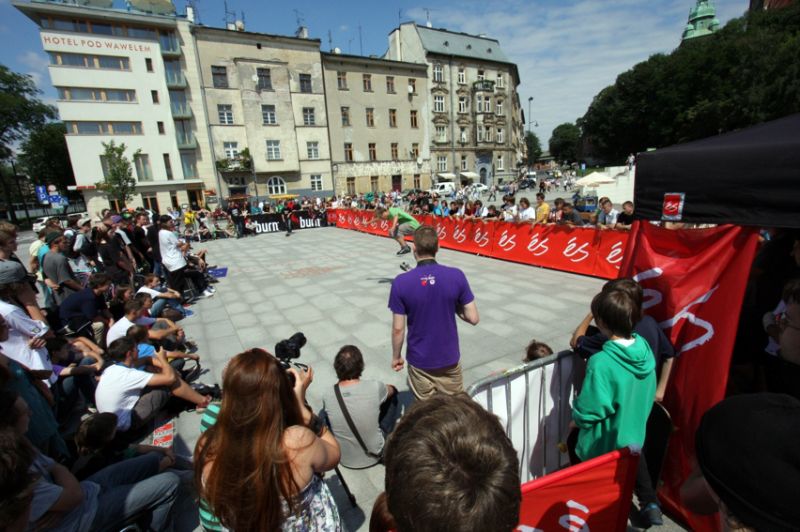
[157,215,214,298]
[516,197,536,222]
[96,337,210,435]
[106,299,183,346]
[597,199,620,229]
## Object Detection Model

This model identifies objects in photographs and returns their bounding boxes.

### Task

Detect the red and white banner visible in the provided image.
[619,222,759,531]
[517,447,639,531]
[327,209,629,279]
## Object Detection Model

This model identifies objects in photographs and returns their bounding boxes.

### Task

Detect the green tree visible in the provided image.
[97,141,138,206]
[525,131,542,166]
[0,64,55,160]
[18,122,74,192]
[549,123,581,163]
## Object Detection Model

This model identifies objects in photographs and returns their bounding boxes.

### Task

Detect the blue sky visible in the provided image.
[1,0,749,147]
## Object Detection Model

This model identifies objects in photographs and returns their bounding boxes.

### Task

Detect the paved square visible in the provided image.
[174,225,608,530]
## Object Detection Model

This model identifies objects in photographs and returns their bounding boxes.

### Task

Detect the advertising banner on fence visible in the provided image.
[327,209,629,279]
[517,447,639,532]
[247,212,327,234]
[619,222,759,531]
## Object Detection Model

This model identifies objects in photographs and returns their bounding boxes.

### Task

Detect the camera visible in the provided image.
[275,332,308,384]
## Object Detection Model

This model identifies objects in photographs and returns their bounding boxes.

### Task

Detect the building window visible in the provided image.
[477,69,485,81]
[437,156,447,172]
[142,195,159,212]
[212,65,228,88]
[337,71,347,90]
[486,127,493,142]
[414,174,421,188]
[181,152,197,178]
[386,76,395,93]
[307,141,319,159]
[433,63,443,82]
[497,128,504,143]
[370,175,379,192]
[65,121,142,135]
[497,154,504,170]
[57,87,136,102]
[366,108,374,127]
[310,174,323,191]
[157,121,165,134]
[391,142,398,160]
[459,96,468,113]
[134,154,152,181]
[344,143,353,161]
[99,155,111,178]
[411,143,419,158]
[484,98,492,113]
[341,107,350,126]
[408,78,416,93]
[346,176,356,195]
[497,73,504,88]
[434,95,445,113]
[496,99,503,115]
[223,141,238,159]
[410,110,418,128]
[262,104,277,125]
[266,140,281,160]
[256,68,272,90]
[163,153,173,180]
[476,95,483,112]
[299,73,312,93]
[303,107,316,126]
[389,109,397,128]
[477,125,484,142]
[49,51,130,71]
[144,58,153,72]
[267,176,287,195]
[461,155,468,170]
[150,90,159,104]
[435,125,447,142]
[362,74,372,92]
[368,143,377,161]
[460,127,467,143]
[217,104,234,125]
[458,67,465,84]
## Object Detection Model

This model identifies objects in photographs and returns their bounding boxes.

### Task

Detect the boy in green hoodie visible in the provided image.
[572,289,656,461]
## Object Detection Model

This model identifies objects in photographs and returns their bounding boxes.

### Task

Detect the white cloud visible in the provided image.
[18,50,49,73]
[410,0,749,150]
[339,24,349,32]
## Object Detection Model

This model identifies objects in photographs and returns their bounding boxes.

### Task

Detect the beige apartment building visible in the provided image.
[322,52,432,195]
[194,26,333,200]
[386,23,524,186]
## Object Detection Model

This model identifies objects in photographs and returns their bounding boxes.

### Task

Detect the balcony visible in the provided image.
[473,80,495,92]
[176,133,196,150]
[171,102,192,119]
[215,153,253,173]
[165,71,186,88]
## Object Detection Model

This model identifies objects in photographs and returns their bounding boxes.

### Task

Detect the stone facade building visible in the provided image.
[385,23,524,186]
[321,52,431,195]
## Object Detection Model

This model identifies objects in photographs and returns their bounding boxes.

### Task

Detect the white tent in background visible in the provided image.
[575,172,616,187]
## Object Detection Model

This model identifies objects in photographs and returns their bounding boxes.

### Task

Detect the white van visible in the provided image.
[428,182,456,195]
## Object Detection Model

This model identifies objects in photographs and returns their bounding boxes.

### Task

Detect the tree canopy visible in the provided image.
[0,64,55,160]
[525,131,542,165]
[97,141,138,206]
[549,123,581,163]
[578,3,800,161]
[18,122,74,192]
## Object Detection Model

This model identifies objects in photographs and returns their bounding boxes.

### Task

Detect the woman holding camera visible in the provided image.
[195,348,342,531]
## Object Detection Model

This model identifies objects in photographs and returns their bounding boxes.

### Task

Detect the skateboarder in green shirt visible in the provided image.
[374,206,420,255]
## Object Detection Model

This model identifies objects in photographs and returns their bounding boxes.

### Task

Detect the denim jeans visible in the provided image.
[151,297,184,318]
[88,452,180,531]
[55,356,97,421]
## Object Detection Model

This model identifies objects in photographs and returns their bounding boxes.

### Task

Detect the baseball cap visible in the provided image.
[0,261,28,285]
[110,215,123,224]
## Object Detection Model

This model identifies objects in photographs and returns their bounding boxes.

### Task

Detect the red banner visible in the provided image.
[327,209,629,279]
[518,447,639,531]
[619,222,759,531]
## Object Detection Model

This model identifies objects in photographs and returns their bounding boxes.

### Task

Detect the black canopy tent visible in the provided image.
[633,113,800,229]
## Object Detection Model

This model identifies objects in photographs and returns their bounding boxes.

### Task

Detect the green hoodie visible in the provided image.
[573,333,656,461]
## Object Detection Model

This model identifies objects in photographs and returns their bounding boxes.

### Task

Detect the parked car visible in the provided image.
[519,178,536,190]
[428,182,456,196]
[32,216,67,233]
[469,183,489,194]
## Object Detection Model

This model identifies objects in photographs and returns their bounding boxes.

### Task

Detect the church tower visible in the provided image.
[682,1,721,41]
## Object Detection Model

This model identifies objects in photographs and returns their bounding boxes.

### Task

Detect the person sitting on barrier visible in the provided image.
[322,345,399,469]
[557,202,585,226]
[570,289,656,463]
[382,393,521,532]
[523,339,553,362]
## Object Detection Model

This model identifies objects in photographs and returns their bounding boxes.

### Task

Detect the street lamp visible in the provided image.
[527,97,533,136]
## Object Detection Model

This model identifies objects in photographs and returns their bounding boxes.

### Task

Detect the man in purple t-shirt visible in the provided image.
[388,225,479,399]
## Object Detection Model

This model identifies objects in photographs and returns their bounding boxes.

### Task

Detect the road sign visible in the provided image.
[48,194,62,204]
[36,185,48,204]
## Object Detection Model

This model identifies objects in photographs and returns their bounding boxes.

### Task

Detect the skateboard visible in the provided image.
[644,402,673,488]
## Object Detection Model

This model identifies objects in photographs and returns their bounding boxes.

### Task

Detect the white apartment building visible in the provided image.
[15,0,214,214]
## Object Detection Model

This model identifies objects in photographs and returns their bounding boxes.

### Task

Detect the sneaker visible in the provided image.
[201,289,215,298]
[397,246,411,256]
[640,503,663,527]
[206,286,216,293]
[183,309,195,318]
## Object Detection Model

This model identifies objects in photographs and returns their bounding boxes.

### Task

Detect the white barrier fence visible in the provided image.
[467,351,578,484]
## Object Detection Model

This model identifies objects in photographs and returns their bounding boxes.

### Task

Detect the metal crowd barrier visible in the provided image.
[467,350,579,483]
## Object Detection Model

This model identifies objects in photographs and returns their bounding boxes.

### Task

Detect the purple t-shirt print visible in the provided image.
[388,262,475,370]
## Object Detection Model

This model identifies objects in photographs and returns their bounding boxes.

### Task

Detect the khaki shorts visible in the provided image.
[393,222,417,238]
[407,362,464,400]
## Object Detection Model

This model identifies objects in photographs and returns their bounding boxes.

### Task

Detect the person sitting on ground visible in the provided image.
[127,325,197,375]
[95,337,209,439]
[0,426,37,532]
[58,273,114,348]
[108,284,134,321]
[0,390,181,532]
[0,269,52,382]
[374,206,420,256]
[158,215,214,299]
[46,337,101,420]
[597,199,620,229]
[557,202,585,226]
[136,274,190,320]
[571,288,655,462]
[524,339,554,362]
[381,393,521,532]
[615,201,635,230]
[107,299,186,351]
[194,348,341,531]
[322,345,399,469]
